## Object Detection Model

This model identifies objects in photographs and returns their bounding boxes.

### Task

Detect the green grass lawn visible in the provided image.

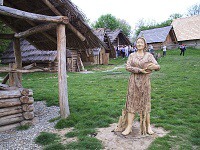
[0,48,199,149]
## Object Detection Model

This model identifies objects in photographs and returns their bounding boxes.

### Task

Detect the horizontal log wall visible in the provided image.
[0,86,37,132]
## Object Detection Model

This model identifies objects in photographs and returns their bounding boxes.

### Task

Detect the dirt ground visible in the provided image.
[96,122,169,150]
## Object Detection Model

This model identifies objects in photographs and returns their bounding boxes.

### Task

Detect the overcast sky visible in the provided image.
[72,0,199,31]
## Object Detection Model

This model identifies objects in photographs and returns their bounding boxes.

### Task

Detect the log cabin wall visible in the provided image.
[0,87,37,132]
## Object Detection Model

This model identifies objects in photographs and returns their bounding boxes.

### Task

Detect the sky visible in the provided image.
[72,0,199,31]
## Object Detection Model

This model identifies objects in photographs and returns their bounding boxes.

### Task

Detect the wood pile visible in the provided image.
[0,85,37,132]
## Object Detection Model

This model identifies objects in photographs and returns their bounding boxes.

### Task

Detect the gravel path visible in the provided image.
[0,101,60,150]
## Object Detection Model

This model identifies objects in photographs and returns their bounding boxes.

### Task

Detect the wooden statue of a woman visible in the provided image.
[115,37,160,136]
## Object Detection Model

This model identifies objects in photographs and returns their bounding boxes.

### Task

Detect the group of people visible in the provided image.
[115,45,137,59]
[115,43,186,60]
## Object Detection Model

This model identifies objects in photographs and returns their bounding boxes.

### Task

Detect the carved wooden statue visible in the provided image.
[115,37,160,135]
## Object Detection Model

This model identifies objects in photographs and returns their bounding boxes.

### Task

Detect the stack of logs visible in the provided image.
[0,86,37,132]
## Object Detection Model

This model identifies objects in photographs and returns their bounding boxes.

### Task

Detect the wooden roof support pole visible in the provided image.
[0,34,14,39]
[42,0,86,41]
[14,23,57,39]
[57,24,70,118]
[13,38,22,86]
[0,6,68,24]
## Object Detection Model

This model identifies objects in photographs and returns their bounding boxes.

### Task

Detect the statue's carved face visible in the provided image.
[136,38,145,50]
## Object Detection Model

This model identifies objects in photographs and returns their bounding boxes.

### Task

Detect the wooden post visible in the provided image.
[13,38,22,83]
[57,24,70,118]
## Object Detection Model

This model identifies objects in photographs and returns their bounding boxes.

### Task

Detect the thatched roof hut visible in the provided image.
[138,26,177,50]
[0,0,107,118]
[0,0,105,50]
[172,15,200,48]
[106,29,131,46]
[1,39,59,64]
[93,28,115,58]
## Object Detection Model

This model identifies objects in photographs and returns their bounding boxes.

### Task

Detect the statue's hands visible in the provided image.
[146,63,158,70]
[140,69,151,74]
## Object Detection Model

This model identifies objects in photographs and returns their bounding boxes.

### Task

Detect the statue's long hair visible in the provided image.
[136,37,148,52]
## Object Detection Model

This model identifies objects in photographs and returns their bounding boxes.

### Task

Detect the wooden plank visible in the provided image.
[0,90,21,99]
[14,23,57,38]
[0,106,23,117]
[0,68,44,73]
[57,24,70,118]
[0,113,23,126]
[0,123,21,132]
[0,98,21,108]
[0,6,69,24]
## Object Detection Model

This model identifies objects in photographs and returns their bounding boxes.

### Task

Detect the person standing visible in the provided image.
[121,46,125,59]
[163,45,167,56]
[180,44,186,56]
[114,37,160,135]
[125,45,129,57]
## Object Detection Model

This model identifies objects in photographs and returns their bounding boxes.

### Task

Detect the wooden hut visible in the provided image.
[0,0,106,131]
[172,15,200,48]
[106,29,131,49]
[81,28,111,65]
[1,39,84,72]
[138,26,178,50]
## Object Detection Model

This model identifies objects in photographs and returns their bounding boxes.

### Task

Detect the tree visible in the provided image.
[92,14,119,30]
[169,13,183,20]
[92,14,132,36]
[187,3,200,16]
[118,19,132,36]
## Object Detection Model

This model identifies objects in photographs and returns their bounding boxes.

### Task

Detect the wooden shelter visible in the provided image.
[106,29,131,48]
[172,15,200,48]
[81,28,111,65]
[0,0,105,124]
[1,39,84,72]
[138,26,178,50]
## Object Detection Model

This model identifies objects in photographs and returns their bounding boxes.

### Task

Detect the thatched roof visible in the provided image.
[171,15,200,41]
[138,26,173,43]
[0,0,105,50]
[1,39,73,64]
[93,28,106,42]
[106,29,131,45]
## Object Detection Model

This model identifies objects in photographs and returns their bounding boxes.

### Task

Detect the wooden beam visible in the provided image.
[57,24,70,118]
[42,0,62,15]
[2,74,9,84]
[25,20,57,44]
[0,6,69,24]
[2,1,57,44]
[0,34,14,39]
[13,38,22,82]
[0,69,44,73]
[14,23,57,38]
[42,0,86,41]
